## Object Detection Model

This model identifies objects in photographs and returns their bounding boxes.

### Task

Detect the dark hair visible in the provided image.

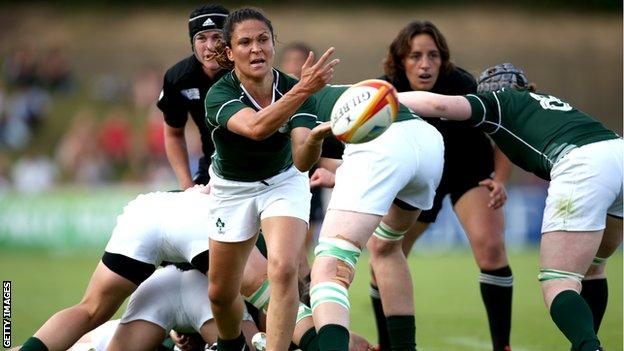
[213,7,275,70]
[383,20,454,83]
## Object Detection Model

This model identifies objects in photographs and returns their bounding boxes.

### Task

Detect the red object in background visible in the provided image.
[99,117,131,160]
[146,118,166,155]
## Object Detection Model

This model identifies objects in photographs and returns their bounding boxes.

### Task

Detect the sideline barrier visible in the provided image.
[0,185,547,250]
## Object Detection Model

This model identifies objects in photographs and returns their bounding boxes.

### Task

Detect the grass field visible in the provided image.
[1,249,621,350]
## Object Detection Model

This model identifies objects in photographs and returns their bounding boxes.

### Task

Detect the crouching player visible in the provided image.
[398,63,622,351]
[19,187,214,351]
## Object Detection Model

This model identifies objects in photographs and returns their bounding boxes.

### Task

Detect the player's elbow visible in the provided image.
[246,127,273,141]
[293,158,314,172]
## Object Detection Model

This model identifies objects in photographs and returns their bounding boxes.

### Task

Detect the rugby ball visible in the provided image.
[330,79,398,144]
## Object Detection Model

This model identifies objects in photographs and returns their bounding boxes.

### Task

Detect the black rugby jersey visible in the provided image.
[157,55,226,165]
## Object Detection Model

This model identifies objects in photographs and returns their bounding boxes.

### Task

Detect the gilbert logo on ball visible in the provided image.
[330,79,398,144]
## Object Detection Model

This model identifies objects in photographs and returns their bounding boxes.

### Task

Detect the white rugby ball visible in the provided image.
[330,79,398,144]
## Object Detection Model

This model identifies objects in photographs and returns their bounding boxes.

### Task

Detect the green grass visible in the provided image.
[1,249,621,350]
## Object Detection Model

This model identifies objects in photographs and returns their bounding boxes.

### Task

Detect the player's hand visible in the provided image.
[310,167,336,188]
[184,184,211,194]
[170,330,199,351]
[479,178,507,209]
[349,331,375,351]
[308,122,333,145]
[297,47,340,94]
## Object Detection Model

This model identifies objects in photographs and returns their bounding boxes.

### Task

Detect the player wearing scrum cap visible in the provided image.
[157,4,229,190]
[398,63,622,351]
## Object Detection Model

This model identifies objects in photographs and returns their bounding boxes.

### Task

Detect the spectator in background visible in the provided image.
[280,42,314,79]
[98,107,132,181]
[2,44,39,88]
[38,46,74,93]
[132,65,161,110]
[157,4,230,190]
[55,108,110,185]
[11,145,58,193]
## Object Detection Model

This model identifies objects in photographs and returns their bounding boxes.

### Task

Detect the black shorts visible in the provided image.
[418,124,494,223]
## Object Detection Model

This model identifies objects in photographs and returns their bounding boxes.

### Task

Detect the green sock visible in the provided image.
[298,327,319,351]
[550,290,600,351]
[317,324,349,351]
[20,337,49,351]
[217,332,247,351]
[387,315,416,351]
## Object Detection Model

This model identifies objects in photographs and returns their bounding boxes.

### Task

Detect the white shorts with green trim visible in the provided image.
[328,119,444,216]
[208,165,311,242]
[542,138,623,233]
[121,265,252,333]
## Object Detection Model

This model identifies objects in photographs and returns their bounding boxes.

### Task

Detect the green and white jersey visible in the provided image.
[313,84,420,123]
[205,68,318,181]
[466,88,619,180]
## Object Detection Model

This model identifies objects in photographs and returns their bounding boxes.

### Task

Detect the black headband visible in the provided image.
[189,13,228,41]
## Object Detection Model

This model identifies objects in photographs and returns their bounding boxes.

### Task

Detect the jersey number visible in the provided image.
[529,92,572,112]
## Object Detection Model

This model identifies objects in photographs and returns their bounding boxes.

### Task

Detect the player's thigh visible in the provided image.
[454,186,507,267]
[208,236,258,300]
[540,230,603,275]
[319,209,381,248]
[82,261,137,313]
[107,320,166,351]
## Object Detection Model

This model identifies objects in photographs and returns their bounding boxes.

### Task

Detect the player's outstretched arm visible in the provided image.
[398,91,471,121]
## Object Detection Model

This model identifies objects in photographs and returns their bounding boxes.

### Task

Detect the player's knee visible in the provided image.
[75,299,115,327]
[368,235,403,259]
[313,236,362,288]
[585,257,607,279]
[267,256,297,286]
[208,283,238,308]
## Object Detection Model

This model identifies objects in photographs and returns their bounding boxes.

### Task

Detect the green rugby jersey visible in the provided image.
[205,68,318,181]
[313,84,420,123]
[466,88,619,180]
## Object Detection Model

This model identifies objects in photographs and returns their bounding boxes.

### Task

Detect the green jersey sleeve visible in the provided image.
[289,95,319,130]
[205,76,248,129]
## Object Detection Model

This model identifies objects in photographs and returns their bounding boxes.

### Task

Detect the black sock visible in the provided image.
[20,337,49,351]
[386,315,415,351]
[550,290,600,351]
[217,332,247,351]
[581,278,608,333]
[298,327,319,351]
[317,324,349,351]
[479,266,513,351]
[370,284,390,350]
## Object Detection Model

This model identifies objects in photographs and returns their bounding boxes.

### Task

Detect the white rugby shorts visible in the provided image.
[328,119,444,216]
[120,265,252,333]
[104,192,211,266]
[542,138,623,233]
[208,165,311,242]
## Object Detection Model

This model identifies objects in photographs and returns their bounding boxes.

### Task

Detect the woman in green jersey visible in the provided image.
[203,7,338,351]
[398,63,622,351]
